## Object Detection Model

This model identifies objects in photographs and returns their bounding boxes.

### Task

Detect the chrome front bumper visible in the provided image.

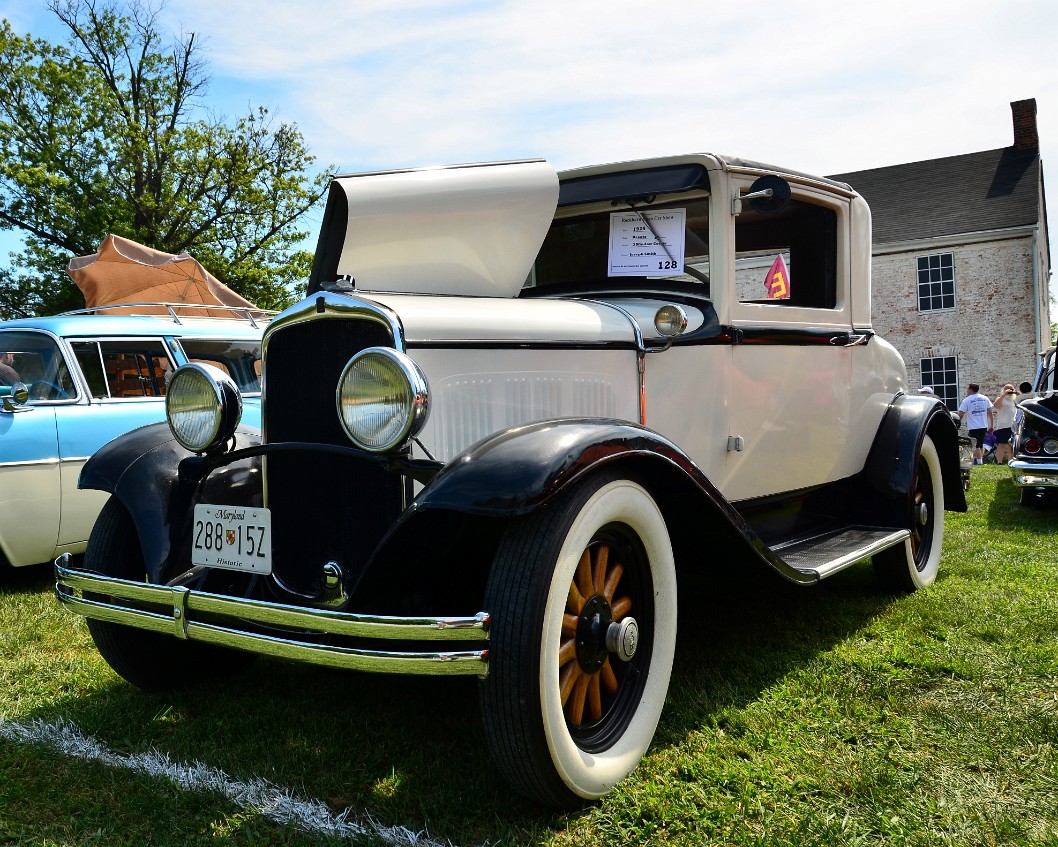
[54,555,490,677]
[1009,458,1058,488]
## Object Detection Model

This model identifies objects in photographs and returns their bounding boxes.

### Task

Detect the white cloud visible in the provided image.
[155,0,1057,178]
[2,0,1056,280]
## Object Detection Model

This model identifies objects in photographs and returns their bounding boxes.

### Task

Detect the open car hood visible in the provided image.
[307,160,559,298]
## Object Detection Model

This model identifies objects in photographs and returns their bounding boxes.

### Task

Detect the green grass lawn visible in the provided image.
[2,465,1057,846]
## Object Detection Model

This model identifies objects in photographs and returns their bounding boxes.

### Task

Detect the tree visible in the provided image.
[0,0,329,318]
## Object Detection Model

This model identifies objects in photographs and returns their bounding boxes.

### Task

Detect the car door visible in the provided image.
[54,337,177,551]
[723,180,855,501]
[0,329,66,566]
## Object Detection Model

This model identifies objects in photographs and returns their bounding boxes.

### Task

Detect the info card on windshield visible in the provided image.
[608,208,686,277]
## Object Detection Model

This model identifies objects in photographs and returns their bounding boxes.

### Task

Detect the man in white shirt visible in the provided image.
[958,383,994,464]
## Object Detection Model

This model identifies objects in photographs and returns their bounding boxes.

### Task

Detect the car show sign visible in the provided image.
[608,208,686,277]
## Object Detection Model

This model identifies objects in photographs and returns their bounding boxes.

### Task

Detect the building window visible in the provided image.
[917,253,955,311]
[920,355,958,410]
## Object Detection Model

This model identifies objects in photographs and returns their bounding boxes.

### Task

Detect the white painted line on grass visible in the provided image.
[0,717,456,847]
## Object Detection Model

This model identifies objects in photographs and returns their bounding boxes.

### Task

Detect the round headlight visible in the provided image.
[166,363,243,453]
[337,348,429,452]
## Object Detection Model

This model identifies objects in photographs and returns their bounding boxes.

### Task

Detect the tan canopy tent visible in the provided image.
[66,234,261,318]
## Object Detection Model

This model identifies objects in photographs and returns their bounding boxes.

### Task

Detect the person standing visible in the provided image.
[0,349,19,386]
[958,383,994,464]
[1014,380,1034,430]
[992,383,1017,463]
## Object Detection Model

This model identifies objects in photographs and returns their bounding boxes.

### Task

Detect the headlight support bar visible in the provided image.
[179,441,443,486]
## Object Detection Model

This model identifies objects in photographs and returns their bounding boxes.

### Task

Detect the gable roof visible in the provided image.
[829,147,1041,245]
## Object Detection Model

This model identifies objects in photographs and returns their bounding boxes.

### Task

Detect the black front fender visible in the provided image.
[80,422,263,581]
[412,418,698,516]
[353,419,816,610]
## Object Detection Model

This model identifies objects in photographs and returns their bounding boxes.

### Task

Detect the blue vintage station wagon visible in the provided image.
[0,305,268,570]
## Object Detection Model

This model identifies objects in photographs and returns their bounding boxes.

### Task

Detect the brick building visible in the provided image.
[830,99,1051,411]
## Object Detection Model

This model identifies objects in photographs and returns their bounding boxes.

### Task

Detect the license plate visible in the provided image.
[192,505,272,574]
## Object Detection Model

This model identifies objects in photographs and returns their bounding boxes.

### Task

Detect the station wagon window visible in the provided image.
[735,197,838,308]
[70,339,172,399]
[917,253,955,312]
[0,330,76,401]
[178,339,263,393]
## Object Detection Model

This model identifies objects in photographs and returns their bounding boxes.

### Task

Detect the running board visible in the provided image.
[771,527,910,580]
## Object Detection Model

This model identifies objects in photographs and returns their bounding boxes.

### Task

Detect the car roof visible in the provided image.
[0,310,269,339]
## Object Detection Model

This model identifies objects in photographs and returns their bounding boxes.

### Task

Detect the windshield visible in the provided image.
[0,330,76,400]
[178,338,263,394]
[525,195,710,297]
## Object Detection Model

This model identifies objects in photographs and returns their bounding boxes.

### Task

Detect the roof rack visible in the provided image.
[58,302,278,329]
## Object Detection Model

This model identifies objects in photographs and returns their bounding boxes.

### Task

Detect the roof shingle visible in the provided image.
[829,147,1040,244]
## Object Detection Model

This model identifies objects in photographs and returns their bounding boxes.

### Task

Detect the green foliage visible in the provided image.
[0,0,329,318]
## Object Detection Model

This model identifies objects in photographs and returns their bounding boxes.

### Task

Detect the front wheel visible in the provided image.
[479,472,677,808]
[84,496,252,692]
[873,434,945,592]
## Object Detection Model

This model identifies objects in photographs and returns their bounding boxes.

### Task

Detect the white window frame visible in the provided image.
[916,252,956,313]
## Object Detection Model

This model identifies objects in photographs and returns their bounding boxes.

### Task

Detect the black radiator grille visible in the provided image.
[262,316,404,594]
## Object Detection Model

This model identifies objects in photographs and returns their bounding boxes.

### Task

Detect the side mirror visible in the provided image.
[742,175,792,214]
[1,381,30,412]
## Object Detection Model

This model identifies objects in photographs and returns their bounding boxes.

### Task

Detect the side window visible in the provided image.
[735,196,838,309]
[179,339,263,393]
[71,342,108,398]
[70,339,172,398]
[0,330,77,401]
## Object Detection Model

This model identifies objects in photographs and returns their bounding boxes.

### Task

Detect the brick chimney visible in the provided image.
[1010,98,1039,154]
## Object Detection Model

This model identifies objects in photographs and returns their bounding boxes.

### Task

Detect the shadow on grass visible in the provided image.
[0,560,54,592]
[986,471,1058,532]
[659,557,895,746]
[6,557,899,845]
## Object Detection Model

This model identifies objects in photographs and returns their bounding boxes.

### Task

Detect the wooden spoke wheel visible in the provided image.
[480,473,676,807]
[559,540,639,735]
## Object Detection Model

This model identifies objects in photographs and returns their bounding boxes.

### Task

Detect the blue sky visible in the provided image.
[2,0,1056,305]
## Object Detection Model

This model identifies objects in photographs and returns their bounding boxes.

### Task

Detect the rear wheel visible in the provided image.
[873,434,944,592]
[480,472,676,808]
[85,496,252,692]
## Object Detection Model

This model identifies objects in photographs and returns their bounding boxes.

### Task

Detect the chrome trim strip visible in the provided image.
[263,292,406,354]
[55,560,490,677]
[0,458,61,469]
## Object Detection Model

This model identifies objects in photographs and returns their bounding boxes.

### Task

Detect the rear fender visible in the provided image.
[79,422,263,582]
[862,394,967,520]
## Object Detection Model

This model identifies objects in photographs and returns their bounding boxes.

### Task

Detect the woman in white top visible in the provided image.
[992,383,1018,463]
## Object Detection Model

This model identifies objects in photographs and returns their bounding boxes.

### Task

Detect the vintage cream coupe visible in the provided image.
[55,155,966,807]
